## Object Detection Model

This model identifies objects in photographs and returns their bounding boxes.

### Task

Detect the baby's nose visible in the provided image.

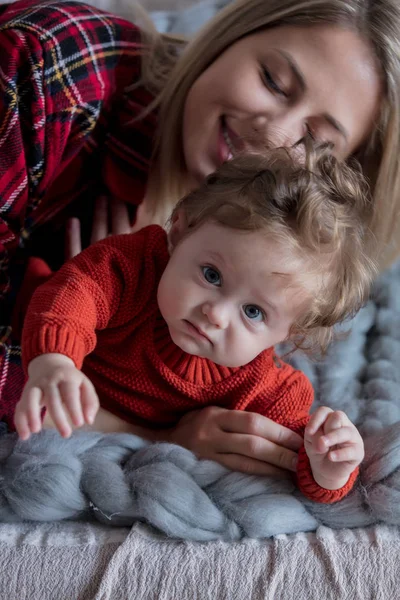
[202,302,229,329]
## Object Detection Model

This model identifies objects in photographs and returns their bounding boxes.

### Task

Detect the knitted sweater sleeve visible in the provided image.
[287,373,358,503]
[22,231,150,371]
[251,367,358,504]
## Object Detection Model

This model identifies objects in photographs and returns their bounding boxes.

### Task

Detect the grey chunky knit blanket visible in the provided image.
[0,261,400,541]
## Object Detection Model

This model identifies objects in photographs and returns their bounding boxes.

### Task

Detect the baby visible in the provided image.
[16,149,374,503]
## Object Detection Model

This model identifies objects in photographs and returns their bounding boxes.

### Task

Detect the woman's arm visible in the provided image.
[43,405,167,441]
[0,1,142,303]
[89,407,165,441]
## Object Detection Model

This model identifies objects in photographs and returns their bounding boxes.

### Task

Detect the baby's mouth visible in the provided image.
[184,320,212,344]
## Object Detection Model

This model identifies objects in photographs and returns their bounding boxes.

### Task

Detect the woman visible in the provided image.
[0,0,398,476]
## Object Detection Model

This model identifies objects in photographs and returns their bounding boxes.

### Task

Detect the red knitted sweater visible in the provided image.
[22,226,358,503]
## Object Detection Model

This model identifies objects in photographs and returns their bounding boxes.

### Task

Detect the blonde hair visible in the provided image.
[136,0,400,270]
[171,148,376,354]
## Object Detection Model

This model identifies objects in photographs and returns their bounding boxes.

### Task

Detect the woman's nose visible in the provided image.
[202,302,229,329]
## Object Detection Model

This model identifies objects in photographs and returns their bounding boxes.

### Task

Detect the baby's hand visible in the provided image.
[304,406,364,490]
[15,353,99,440]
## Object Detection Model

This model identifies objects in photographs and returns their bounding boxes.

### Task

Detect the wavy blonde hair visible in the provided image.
[134,0,400,269]
[170,148,376,354]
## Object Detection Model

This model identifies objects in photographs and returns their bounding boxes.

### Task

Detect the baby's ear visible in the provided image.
[168,209,187,251]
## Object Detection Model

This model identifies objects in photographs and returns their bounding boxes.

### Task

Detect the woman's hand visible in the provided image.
[167,406,302,477]
[65,195,133,258]
[66,195,167,259]
[57,404,302,477]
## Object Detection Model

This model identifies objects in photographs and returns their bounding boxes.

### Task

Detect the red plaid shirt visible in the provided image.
[0,0,157,427]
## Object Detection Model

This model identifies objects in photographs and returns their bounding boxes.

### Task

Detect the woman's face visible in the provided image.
[182,25,383,183]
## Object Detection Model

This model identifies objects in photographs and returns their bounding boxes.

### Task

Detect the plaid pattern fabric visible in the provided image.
[0,0,157,427]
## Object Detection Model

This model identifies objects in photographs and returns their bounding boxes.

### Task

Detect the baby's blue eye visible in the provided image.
[202,266,221,286]
[244,304,264,322]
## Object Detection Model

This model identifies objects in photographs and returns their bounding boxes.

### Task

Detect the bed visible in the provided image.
[1,1,400,598]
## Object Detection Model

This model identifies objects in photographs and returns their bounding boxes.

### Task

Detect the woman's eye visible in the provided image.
[261,67,288,98]
[243,304,264,322]
[202,266,221,286]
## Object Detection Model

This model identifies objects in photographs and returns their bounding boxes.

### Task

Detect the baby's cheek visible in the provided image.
[176,281,201,307]
[157,278,174,321]
[227,333,259,367]
[161,279,192,320]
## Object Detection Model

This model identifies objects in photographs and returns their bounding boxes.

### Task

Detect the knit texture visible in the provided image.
[22,225,356,503]
[0,424,391,537]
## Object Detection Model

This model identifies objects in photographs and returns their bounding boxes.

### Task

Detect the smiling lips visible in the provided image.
[184,320,212,344]
[217,118,243,166]
[218,117,249,168]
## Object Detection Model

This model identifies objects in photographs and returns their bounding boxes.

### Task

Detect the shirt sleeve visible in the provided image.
[249,366,359,503]
[0,0,143,307]
[21,230,150,371]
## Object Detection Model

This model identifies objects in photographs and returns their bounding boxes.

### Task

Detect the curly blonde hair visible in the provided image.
[134,0,400,270]
[171,148,376,354]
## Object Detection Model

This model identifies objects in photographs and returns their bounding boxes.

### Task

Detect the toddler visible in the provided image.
[16,149,374,503]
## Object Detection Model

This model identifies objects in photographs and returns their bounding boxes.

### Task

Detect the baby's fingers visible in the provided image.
[80,379,100,424]
[14,411,31,441]
[324,410,351,434]
[329,444,364,464]
[26,387,43,434]
[321,426,359,449]
[46,385,72,438]
[15,386,43,440]
[58,380,84,427]
[306,406,333,437]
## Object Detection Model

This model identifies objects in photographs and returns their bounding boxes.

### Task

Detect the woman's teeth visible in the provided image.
[222,124,235,159]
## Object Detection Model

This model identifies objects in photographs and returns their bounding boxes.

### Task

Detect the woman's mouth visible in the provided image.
[217,117,235,166]
[222,121,236,157]
[216,117,246,168]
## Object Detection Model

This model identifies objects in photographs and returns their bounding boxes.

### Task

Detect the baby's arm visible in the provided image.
[19,233,148,439]
[15,353,99,440]
[282,385,362,502]
[304,406,364,491]
[246,366,362,502]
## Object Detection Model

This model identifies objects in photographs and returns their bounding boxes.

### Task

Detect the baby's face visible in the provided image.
[157,222,310,367]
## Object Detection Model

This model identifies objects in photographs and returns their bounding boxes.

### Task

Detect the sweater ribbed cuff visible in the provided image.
[296,445,359,504]
[22,324,87,373]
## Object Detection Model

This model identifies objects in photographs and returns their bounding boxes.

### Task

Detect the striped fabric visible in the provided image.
[0,0,157,427]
